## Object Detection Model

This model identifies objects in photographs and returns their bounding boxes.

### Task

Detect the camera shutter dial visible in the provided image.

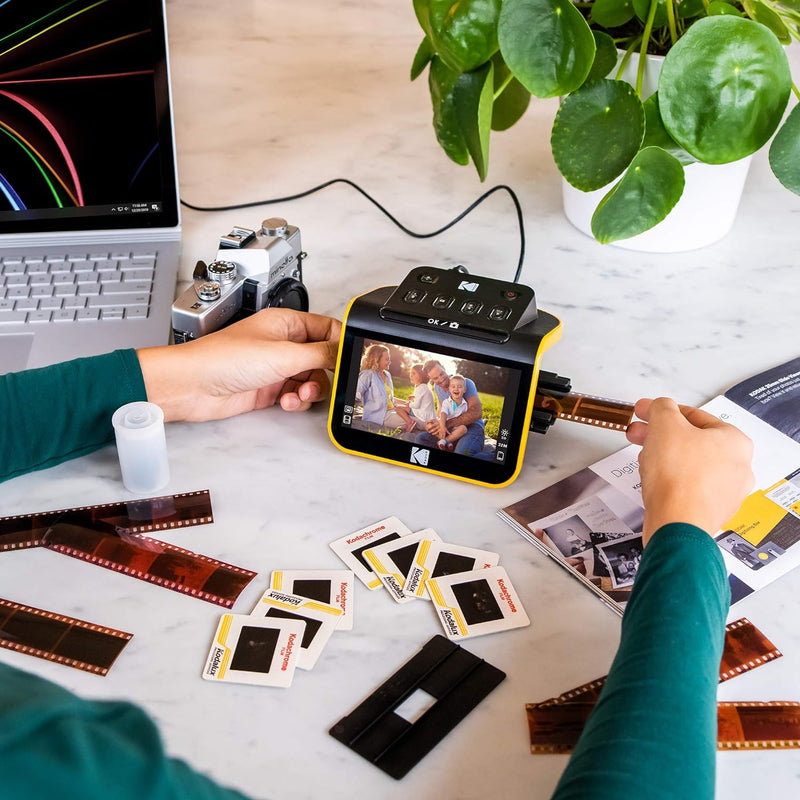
[206,260,238,285]
[262,217,289,237]
[195,282,221,302]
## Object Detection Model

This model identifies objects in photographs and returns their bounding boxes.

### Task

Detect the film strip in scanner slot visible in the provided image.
[531,371,636,434]
[0,490,256,607]
[526,618,800,752]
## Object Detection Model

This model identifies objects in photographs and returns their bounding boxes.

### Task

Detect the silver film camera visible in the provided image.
[171,218,308,343]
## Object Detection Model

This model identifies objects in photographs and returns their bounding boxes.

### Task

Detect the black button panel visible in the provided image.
[380,266,538,342]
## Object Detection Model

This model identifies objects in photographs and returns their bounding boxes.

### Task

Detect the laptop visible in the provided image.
[0,0,181,374]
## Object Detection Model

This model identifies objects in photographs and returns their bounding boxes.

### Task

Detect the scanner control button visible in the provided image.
[460,300,482,316]
[488,305,511,321]
[432,294,454,309]
[404,289,427,304]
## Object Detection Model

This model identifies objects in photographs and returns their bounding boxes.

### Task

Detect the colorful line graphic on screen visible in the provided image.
[0,0,162,214]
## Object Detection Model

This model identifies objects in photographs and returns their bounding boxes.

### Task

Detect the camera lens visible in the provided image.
[268,278,309,312]
[206,260,238,285]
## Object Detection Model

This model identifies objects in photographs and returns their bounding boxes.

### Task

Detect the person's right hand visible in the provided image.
[138,308,341,423]
[626,397,754,545]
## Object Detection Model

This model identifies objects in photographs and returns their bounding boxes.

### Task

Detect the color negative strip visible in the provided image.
[533,618,780,706]
[720,617,782,681]
[533,391,635,431]
[526,618,793,752]
[527,702,800,753]
[0,490,214,552]
[44,527,255,608]
[0,490,254,607]
[718,702,800,749]
[0,597,132,675]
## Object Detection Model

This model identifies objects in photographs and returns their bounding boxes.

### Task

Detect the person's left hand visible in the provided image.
[137,308,341,422]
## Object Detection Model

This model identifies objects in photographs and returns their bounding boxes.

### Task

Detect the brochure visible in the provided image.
[499,356,800,615]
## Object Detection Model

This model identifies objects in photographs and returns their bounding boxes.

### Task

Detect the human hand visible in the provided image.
[626,397,754,545]
[137,308,341,422]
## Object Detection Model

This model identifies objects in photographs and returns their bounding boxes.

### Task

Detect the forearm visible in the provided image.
[0,350,146,483]
[552,523,729,800]
[1,662,250,800]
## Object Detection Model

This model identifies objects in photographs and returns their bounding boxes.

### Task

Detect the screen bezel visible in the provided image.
[0,0,179,234]
[329,323,536,487]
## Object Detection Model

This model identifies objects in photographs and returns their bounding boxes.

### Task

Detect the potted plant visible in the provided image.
[410,0,800,245]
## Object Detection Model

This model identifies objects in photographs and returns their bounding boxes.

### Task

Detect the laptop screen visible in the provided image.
[0,0,179,234]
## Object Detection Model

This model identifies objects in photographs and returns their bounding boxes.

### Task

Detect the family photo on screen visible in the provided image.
[351,339,510,460]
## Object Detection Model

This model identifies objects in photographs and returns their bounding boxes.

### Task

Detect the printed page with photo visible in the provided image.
[499,356,800,615]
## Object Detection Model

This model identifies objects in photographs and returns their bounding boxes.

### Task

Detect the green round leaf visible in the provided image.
[743,0,791,43]
[586,30,619,82]
[551,79,645,191]
[491,53,531,130]
[769,104,800,194]
[591,147,685,243]
[454,62,495,180]
[678,0,705,18]
[642,94,696,165]
[591,0,636,28]
[414,0,501,73]
[633,0,669,28]
[658,17,791,163]
[707,2,744,16]
[411,37,435,81]
[429,57,470,166]
[498,0,595,98]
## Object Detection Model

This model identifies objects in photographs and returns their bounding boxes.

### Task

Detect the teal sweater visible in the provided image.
[0,355,729,799]
[0,350,146,482]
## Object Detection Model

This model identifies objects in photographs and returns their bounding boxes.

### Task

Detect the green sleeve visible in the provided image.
[0,661,251,800]
[551,523,730,800]
[0,349,147,482]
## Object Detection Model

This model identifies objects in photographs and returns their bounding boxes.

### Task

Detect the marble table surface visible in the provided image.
[1,1,800,797]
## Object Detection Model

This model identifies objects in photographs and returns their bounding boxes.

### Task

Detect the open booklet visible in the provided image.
[499,356,800,615]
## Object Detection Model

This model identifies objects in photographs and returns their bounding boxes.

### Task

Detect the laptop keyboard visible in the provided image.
[0,251,155,325]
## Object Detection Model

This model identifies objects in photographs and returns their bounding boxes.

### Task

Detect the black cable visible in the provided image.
[180,178,526,282]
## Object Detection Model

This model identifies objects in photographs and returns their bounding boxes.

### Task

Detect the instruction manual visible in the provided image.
[499,356,800,615]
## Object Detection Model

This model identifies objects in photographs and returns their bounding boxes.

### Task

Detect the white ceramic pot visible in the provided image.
[561,52,752,252]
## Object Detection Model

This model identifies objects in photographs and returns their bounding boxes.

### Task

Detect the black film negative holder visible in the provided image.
[329,634,505,779]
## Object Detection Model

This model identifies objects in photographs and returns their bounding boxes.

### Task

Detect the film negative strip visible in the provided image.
[0,597,132,675]
[527,618,794,752]
[527,702,800,753]
[718,702,800,749]
[0,490,214,552]
[720,617,782,682]
[533,391,636,432]
[44,528,256,607]
[0,490,255,607]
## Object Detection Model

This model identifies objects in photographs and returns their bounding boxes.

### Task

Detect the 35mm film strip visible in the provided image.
[0,597,132,675]
[0,490,254,607]
[526,618,796,752]
[0,489,215,551]
[533,391,636,432]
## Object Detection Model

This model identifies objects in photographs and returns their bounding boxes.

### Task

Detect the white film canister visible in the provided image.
[112,401,170,494]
